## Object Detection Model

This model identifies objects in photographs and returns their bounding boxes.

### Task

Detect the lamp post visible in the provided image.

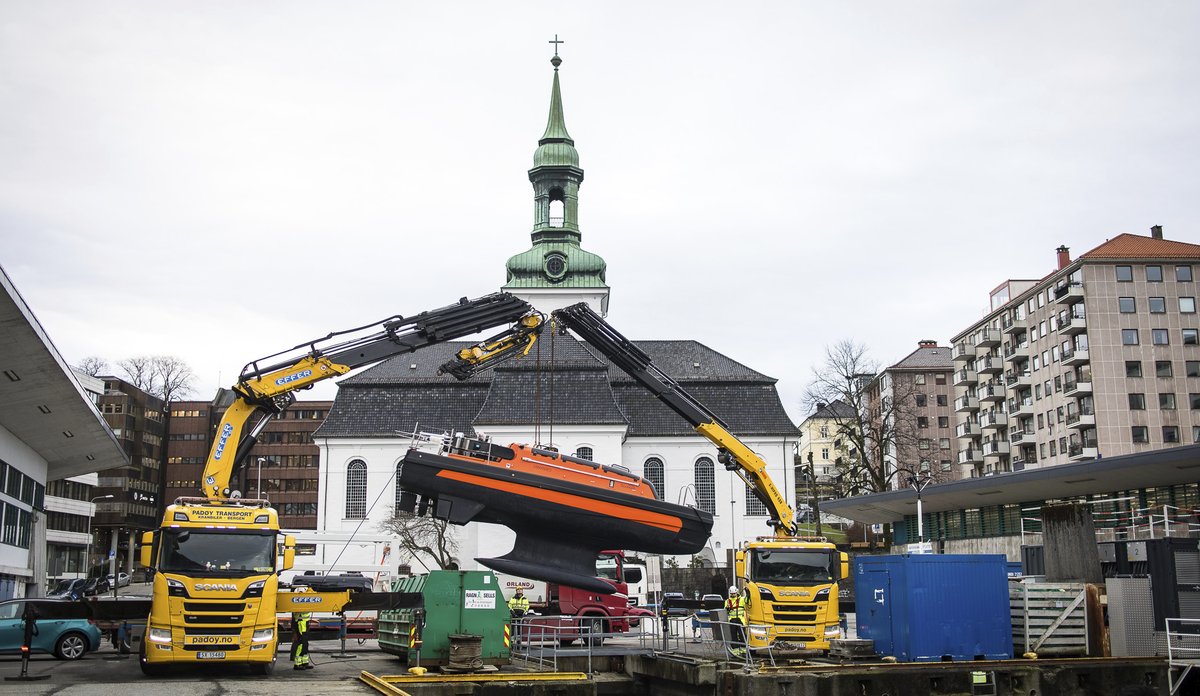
[84,494,113,579]
[907,472,933,552]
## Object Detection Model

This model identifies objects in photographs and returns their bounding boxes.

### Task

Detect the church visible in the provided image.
[312,50,799,572]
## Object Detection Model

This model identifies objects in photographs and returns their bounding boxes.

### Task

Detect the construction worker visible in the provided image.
[725,584,746,655]
[508,588,530,639]
[291,611,315,670]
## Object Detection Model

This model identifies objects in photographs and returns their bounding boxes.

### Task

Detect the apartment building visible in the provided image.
[868,341,959,484]
[796,400,859,501]
[163,393,330,529]
[952,227,1200,478]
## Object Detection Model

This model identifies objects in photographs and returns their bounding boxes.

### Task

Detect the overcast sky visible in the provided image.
[3,2,1197,423]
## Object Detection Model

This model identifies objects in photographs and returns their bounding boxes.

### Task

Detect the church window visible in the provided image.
[549,199,565,227]
[643,457,664,500]
[395,463,405,513]
[694,457,716,514]
[745,484,768,516]
[346,460,367,519]
[575,446,594,461]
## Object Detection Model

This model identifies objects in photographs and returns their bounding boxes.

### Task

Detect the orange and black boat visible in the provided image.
[397,434,714,594]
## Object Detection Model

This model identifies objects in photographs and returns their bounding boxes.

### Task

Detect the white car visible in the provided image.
[106,572,131,588]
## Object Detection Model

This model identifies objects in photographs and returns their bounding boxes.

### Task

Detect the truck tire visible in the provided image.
[249,655,276,675]
[584,617,605,647]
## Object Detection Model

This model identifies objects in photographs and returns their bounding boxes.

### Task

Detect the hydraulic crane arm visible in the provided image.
[551,302,797,537]
[199,293,543,499]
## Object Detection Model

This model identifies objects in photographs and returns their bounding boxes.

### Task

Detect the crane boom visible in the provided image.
[551,302,796,536]
[199,292,543,498]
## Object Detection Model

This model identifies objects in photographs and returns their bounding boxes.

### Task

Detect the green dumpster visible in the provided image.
[378,570,512,666]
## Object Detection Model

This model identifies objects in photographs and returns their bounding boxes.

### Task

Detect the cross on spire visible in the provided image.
[548,34,564,58]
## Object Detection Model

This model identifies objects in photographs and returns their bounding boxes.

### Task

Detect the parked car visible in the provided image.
[47,578,88,600]
[695,593,724,627]
[106,572,130,588]
[81,577,110,596]
[0,598,102,660]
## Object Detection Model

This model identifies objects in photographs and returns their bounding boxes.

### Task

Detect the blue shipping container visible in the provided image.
[854,554,1012,662]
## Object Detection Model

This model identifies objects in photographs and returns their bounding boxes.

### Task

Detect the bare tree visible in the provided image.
[116,355,196,401]
[803,340,922,496]
[378,506,459,571]
[75,356,108,377]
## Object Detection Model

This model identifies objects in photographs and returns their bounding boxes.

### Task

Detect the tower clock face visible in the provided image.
[545,253,567,280]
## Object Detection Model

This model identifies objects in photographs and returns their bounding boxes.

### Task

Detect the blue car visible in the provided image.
[0,598,102,660]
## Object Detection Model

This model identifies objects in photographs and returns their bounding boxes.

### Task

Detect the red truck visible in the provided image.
[498,550,652,645]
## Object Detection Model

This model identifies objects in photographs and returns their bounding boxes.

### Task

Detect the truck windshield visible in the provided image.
[160,529,277,577]
[750,548,835,584]
[596,555,620,581]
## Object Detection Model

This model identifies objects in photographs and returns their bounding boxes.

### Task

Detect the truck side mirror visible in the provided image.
[282,535,296,571]
[734,550,745,580]
[139,531,153,569]
[839,552,849,580]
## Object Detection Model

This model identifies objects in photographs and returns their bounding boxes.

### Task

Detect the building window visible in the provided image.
[1129,393,1146,410]
[694,457,715,514]
[936,394,948,407]
[1194,426,1200,444]
[915,394,927,407]
[1116,266,1133,282]
[1184,329,1199,345]
[935,373,947,385]
[915,374,926,385]
[1118,297,1136,313]
[345,460,367,519]
[1191,394,1200,410]
[643,457,664,500]
[819,425,829,438]
[1147,265,1164,282]
[745,483,768,516]
[1182,298,1197,314]
[1122,329,1140,345]
[1164,426,1181,444]
[1157,361,1174,378]
[1132,426,1149,444]
[918,439,931,450]
[1126,361,1143,378]
[1153,329,1170,345]
[939,438,951,450]
[938,416,949,428]
[1160,393,1177,410]
[1178,265,1194,282]
[1189,361,1200,378]
[917,416,929,428]
[575,446,593,461]
[1150,297,1167,313]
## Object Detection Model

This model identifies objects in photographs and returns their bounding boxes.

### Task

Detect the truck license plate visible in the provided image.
[197,651,226,659]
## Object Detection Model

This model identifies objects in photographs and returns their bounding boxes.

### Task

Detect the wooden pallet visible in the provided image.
[1010,582,1090,657]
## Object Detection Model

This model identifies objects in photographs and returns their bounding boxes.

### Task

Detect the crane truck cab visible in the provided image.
[735,537,850,651]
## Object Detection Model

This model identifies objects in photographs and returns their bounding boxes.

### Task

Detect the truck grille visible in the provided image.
[184,614,242,625]
[184,602,245,613]
[183,626,242,636]
[771,605,818,624]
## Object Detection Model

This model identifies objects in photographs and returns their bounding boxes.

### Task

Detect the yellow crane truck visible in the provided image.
[551,303,849,652]
[137,293,544,675]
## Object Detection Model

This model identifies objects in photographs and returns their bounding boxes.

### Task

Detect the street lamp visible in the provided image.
[84,494,113,579]
[255,458,278,500]
[907,472,933,552]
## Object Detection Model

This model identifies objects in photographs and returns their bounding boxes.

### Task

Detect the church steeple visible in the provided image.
[503,40,609,316]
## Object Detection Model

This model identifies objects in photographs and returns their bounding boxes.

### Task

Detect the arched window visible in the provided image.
[549,199,565,227]
[694,457,715,514]
[643,457,664,500]
[395,462,405,513]
[575,446,594,461]
[745,483,768,516]
[345,460,367,519]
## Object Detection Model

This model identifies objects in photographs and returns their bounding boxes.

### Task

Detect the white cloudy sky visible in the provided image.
[2,2,1197,423]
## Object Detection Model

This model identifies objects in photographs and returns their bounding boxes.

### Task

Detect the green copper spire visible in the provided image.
[503,41,608,307]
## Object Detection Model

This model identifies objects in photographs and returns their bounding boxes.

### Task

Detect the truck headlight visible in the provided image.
[749,625,768,637]
[814,588,831,600]
[245,580,265,598]
[252,628,274,643]
[148,628,172,644]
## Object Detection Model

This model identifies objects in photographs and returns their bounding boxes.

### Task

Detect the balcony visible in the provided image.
[1063,346,1090,366]
[1001,314,1024,335]
[1062,378,1093,396]
[1066,409,1096,429]
[1003,343,1028,362]
[1009,429,1027,444]
[952,342,975,362]
[954,367,978,386]
[976,328,1000,347]
[956,421,981,439]
[958,448,983,465]
[978,383,1005,403]
[1005,370,1032,388]
[1068,442,1099,461]
[955,395,980,413]
[1054,281,1084,305]
[1009,398,1035,418]
[977,356,1003,374]
[982,439,1011,458]
[979,410,1008,430]
[1060,311,1087,336]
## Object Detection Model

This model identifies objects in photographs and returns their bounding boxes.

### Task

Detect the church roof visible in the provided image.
[315,337,797,438]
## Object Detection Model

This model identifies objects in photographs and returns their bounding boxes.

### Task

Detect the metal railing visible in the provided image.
[1166,618,1200,694]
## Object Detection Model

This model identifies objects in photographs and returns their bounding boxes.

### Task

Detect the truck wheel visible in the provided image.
[249,656,275,675]
[54,631,89,660]
[585,617,605,647]
[139,644,168,676]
